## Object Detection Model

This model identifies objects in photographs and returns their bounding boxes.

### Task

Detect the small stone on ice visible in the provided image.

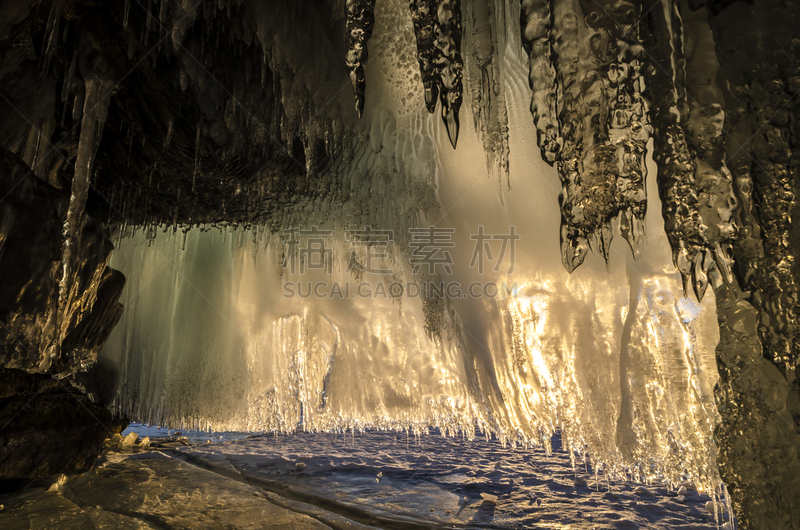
[704,500,716,514]
[120,432,138,449]
[677,486,689,496]
[139,436,150,448]
[480,493,498,503]
[295,462,306,471]
[633,486,654,496]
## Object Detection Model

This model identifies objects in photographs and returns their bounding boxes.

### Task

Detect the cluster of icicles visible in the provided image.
[347,0,464,147]
[352,0,800,373]
[346,0,735,303]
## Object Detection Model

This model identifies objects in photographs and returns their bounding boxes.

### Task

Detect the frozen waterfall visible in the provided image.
[100,22,721,490]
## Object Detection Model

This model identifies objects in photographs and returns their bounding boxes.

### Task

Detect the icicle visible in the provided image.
[164,117,174,150]
[434,0,463,148]
[158,0,167,52]
[464,0,509,180]
[193,125,201,192]
[124,0,130,30]
[145,0,152,46]
[521,0,559,163]
[409,0,439,113]
[529,0,651,272]
[72,87,84,133]
[345,0,376,118]
[59,73,114,346]
[62,50,78,103]
[40,0,63,78]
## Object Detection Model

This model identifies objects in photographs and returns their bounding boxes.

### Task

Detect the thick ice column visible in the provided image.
[642,0,800,526]
[59,47,116,355]
[667,3,738,300]
[520,0,559,164]
[464,0,509,180]
[345,0,376,118]
[709,1,800,373]
[644,0,707,296]
[711,274,800,530]
[704,1,800,527]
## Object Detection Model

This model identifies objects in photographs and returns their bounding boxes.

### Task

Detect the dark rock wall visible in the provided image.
[0,368,127,488]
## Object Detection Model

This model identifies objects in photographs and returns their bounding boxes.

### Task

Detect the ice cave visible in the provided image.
[0,0,798,528]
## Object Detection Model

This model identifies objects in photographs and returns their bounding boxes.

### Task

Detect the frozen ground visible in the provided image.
[0,426,730,529]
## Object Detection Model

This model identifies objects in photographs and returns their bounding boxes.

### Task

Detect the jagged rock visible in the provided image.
[0,147,124,374]
[46,473,68,492]
[0,368,126,488]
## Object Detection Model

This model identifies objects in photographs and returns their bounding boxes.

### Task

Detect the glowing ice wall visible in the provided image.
[101,2,722,494]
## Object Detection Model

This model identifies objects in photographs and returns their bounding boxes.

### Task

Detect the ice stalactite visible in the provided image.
[521,0,651,272]
[59,57,115,363]
[708,0,800,374]
[520,0,559,164]
[644,0,706,298]
[409,0,439,113]
[643,1,738,302]
[464,0,510,181]
[434,0,464,147]
[701,1,800,527]
[408,0,464,147]
[345,0,376,118]
[641,0,800,527]
[39,0,63,78]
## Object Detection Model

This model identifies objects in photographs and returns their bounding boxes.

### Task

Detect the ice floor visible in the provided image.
[0,426,729,529]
